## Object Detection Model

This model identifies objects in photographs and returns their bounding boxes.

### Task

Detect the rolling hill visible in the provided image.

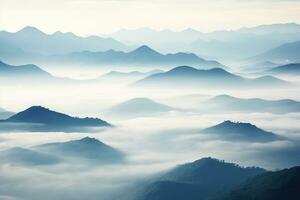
[268,63,300,75]
[135,157,266,200]
[134,66,289,89]
[254,40,300,63]
[202,120,280,142]
[34,137,124,163]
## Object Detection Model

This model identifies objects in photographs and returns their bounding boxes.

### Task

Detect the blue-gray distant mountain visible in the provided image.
[215,166,300,200]
[107,97,176,117]
[34,137,124,163]
[0,26,129,61]
[134,66,289,89]
[0,147,61,166]
[254,40,300,63]
[241,61,279,72]
[0,137,124,166]
[49,45,224,69]
[0,60,51,77]
[0,106,111,132]
[206,95,300,114]
[97,69,164,83]
[268,63,300,75]
[135,157,266,200]
[0,107,14,119]
[106,23,300,59]
[0,60,71,84]
[202,120,280,142]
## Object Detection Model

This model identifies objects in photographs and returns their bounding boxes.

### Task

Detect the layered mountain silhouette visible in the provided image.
[0,107,14,119]
[202,120,280,142]
[49,45,223,68]
[135,157,266,200]
[134,66,289,89]
[0,60,71,84]
[106,98,176,117]
[215,166,300,200]
[34,137,124,163]
[268,63,300,75]
[97,69,163,83]
[106,23,300,59]
[0,60,50,77]
[0,137,124,166]
[206,94,300,114]
[254,40,300,63]
[0,147,61,166]
[0,26,128,61]
[0,106,111,132]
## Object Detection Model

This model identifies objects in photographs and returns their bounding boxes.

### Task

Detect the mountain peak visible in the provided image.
[79,137,102,144]
[203,120,279,142]
[130,45,161,55]
[168,66,199,73]
[5,106,111,127]
[17,26,45,35]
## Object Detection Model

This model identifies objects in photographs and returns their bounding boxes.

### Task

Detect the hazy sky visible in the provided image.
[1,0,300,35]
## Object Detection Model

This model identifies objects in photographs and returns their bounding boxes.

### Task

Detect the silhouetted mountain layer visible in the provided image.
[106,23,300,59]
[206,95,300,114]
[134,66,289,89]
[107,98,175,117]
[0,26,128,60]
[255,40,300,63]
[202,120,280,142]
[0,106,111,132]
[49,45,223,68]
[0,107,14,119]
[34,137,124,163]
[0,60,72,84]
[135,157,266,200]
[0,60,51,78]
[96,69,163,83]
[0,137,124,166]
[215,166,300,200]
[269,63,300,75]
[0,147,61,166]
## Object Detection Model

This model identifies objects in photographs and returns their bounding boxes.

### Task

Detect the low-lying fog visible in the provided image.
[1,67,300,200]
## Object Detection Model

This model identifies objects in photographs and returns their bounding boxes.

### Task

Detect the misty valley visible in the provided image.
[1,15,300,200]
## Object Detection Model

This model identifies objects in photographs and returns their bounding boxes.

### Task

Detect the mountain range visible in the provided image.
[134,157,266,200]
[48,45,224,69]
[268,63,300,75]
[134,66,289,89]
[0,106,111,132]
[135,157,300,200]
[0,26,129,61]
[205,94,300,114]
[202,120,280,142]
[104,23,300,59]
[253,40,300,63]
